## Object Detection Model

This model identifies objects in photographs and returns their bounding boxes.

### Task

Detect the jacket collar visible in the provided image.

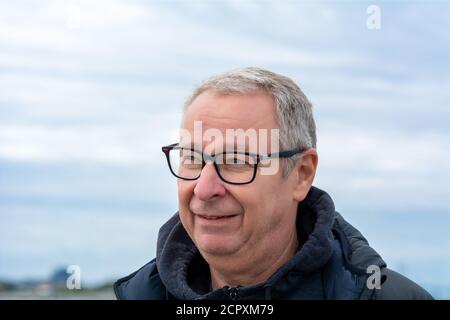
[156,186,340,300]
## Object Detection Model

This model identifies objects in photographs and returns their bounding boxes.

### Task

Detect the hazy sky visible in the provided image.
[0,0,449,297]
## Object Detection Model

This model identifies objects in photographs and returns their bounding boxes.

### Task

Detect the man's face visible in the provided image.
[178,90,299,259]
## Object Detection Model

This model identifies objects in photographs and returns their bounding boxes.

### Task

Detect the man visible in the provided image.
[114,67,433,300]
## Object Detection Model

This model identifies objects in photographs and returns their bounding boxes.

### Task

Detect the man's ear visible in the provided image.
[291,149,318,202]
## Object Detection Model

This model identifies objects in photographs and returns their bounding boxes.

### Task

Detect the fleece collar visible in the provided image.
[156,186,341,300]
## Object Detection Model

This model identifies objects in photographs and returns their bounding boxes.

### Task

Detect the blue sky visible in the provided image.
[0,1,449,298]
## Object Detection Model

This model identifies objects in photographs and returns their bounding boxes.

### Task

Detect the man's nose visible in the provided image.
[193,163,226,200]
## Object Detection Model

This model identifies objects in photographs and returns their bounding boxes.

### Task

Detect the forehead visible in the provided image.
[182,90,278,132]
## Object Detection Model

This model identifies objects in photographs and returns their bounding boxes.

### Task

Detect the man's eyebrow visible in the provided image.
[178,143,201,149]
[178,143,254,153]
[224,143,250,152]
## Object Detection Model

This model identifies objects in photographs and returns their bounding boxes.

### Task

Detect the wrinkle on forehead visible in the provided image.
[183,91,277,129]
[180,91,279,154]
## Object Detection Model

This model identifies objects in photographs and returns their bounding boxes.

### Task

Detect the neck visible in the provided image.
[209,228,299,290]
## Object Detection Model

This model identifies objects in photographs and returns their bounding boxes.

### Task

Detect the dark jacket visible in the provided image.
[114,186,433,300]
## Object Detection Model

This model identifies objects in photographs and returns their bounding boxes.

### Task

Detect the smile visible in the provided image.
[197,214,238,220]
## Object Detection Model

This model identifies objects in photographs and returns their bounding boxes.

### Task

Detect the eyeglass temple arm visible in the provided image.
[162,143,180,152]
[260,148,304,160]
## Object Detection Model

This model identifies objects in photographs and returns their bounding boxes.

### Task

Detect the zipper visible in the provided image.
[227,286,239,300]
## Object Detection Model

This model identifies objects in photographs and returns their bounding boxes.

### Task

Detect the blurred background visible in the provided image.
[0,0,449,299]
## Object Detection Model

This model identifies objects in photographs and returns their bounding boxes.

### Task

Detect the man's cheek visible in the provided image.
[178,184,192,206]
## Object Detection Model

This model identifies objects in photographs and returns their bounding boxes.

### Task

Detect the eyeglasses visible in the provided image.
[161,143,304,185]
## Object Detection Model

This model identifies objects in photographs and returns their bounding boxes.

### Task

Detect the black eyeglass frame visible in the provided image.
[161,143,304,185]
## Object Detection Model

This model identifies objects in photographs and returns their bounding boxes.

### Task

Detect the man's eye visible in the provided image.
[181,156,201,164]
[179,150,202,164]
[224,154,251,166]
[229,157,245,164]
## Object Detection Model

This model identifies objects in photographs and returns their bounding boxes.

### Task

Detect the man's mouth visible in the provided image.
[196,214,238,220]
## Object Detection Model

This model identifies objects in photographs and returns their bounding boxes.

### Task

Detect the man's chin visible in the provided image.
[195,234,240,257]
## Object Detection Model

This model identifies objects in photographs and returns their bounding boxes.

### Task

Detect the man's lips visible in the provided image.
[194,213,239,220]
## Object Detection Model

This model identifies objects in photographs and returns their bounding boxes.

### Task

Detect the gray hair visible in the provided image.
[183,67,316,176]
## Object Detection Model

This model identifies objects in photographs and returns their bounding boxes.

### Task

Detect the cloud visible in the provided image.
[318,126,450,173]
[313,125,450,212]
[0,122,177,164]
